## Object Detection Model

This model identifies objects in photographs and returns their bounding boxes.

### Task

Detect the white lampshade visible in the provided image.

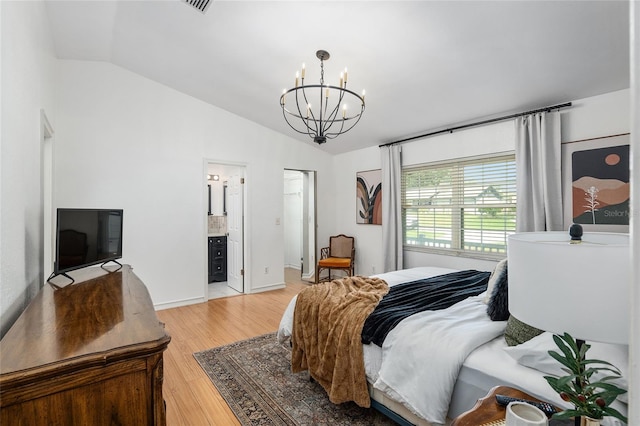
[508,232,630,345]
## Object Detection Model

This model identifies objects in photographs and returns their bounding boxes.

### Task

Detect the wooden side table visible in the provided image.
[451,385,558,426]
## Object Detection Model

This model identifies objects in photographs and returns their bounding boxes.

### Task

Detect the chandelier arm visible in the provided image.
[324,112,346,138]
[324,108,365,138]
[320,103,343,136]
[296,85,318,137]
[296,78,318,137]
[324,101,365,138]
[320,86,349,136]
[281,108,316,137]
[303,85,322,137]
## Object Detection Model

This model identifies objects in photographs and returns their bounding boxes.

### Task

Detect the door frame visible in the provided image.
[41,109,55,287]
[203,159,249,299]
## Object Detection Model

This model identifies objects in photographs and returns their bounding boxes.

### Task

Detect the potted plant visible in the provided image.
[544,333,627,425]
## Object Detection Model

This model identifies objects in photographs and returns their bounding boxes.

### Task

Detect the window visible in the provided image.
[402,154,516,258]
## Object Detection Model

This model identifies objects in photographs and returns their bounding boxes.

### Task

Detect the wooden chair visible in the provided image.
[315,234,355,283]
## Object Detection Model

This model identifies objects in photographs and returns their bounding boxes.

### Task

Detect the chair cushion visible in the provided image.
[318,257,352,268]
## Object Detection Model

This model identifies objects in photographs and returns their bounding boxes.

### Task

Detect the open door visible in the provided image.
[283,169,316,282]
[226,173,244,293]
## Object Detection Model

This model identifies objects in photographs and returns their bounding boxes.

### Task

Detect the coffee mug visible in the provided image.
[505,401,549,426]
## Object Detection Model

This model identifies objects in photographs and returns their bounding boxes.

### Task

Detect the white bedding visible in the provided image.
[277,267,628,426]
[374,294,506,424]
[276,266,457,346]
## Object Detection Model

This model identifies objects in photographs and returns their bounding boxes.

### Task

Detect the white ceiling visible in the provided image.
[44,0,630,155]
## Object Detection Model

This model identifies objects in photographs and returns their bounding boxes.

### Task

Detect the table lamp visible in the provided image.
[508,227,630,425]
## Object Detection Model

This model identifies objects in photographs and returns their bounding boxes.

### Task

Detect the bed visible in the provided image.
[277,266,628,426]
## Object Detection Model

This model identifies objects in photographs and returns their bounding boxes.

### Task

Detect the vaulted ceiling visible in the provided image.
[44,0,630,155]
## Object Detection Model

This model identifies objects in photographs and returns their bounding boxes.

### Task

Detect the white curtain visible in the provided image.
[515,111,563,232]
[381,144,403,272]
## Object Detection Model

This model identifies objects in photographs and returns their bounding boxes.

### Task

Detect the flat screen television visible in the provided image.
[50,208,123,283]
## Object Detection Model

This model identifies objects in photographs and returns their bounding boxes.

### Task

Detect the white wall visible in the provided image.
[333,146,384,276]
[0,1,56,337]
[54,60,334,308]
[561,89,630,142]
[333,89,631,274]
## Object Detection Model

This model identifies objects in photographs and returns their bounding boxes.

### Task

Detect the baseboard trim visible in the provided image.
[154,296,205,311]
[249,283,285,293]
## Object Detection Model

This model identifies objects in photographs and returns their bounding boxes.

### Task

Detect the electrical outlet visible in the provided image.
[264,267,269,274]
[372,265,376,274]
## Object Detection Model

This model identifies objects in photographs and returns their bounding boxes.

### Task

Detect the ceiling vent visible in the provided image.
[183,0,213,14]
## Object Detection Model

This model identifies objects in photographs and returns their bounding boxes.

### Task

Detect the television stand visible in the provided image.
[47,260,123,288]
[101,259,123,272]
[46,271,75,287]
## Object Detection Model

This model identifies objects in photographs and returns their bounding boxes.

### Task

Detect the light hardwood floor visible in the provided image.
[156,268,310,425]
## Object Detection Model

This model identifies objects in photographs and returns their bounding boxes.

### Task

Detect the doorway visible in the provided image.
[41,109,54,288]
[206,162,246,300]
[283,169,316,282]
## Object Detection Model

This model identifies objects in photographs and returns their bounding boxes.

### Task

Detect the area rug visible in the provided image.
[193,332,397,425]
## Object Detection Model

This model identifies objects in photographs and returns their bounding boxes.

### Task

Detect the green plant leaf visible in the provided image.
[602,406,628,423]
[552,409,583,420]
[548,350,576,372]
[545,333,627,422]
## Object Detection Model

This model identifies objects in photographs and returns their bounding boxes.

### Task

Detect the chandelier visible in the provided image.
[280,50,366,144]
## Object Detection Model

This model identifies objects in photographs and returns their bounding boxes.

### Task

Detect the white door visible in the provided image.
[227,173,244,292]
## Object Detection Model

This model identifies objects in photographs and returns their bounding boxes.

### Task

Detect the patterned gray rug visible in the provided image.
[193,332,397,425]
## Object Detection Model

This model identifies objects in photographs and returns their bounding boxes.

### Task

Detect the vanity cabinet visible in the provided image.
[208,235,227,282]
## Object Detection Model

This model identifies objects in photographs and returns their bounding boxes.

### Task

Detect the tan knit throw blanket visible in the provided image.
[291,276,389,407]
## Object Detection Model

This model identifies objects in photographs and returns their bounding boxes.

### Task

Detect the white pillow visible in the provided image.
[503,332,629,404]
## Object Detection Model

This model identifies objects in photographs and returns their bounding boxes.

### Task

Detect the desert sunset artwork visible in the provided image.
[571,144,630,225]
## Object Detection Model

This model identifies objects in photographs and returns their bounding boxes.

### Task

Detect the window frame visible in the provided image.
[401,151,516,260]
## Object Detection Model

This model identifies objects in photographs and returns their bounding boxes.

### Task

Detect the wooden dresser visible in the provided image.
[0,265,171,425]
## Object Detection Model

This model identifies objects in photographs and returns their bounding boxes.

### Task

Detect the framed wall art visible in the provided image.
[561,133,630,232]
[356,169,382,225]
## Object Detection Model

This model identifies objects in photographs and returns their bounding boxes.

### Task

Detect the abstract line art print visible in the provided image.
[356,169,382,225]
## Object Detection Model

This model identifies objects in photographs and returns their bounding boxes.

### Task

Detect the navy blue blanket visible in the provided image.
[361,270,490,347]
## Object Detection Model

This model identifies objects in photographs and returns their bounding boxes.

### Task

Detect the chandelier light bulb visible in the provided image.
[301,63,306,79]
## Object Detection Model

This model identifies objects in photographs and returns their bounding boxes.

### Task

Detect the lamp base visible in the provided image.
[580,417,600,426]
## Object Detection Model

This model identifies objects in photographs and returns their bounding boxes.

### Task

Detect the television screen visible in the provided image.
[55,208,123,274]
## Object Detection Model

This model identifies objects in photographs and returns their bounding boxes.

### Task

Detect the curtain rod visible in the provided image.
[378,102,572,148]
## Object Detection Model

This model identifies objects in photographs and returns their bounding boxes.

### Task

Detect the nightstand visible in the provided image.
[451,385,561,426]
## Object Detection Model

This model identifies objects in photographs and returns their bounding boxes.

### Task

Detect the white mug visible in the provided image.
[505,401,549,426]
